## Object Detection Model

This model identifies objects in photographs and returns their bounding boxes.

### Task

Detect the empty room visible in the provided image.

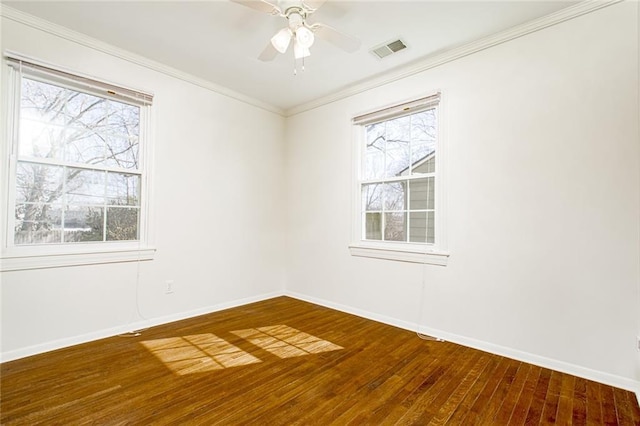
[1,0,639,424]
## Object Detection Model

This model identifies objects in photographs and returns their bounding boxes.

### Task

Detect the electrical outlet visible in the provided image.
[165,280,174,294]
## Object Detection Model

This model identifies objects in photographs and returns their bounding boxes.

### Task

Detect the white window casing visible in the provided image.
[349,92,449,265]
[1,53,156,271]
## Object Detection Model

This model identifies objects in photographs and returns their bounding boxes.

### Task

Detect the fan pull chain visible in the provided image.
[293,55,306,76]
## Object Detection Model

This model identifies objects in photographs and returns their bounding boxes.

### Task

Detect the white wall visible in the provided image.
[285,2,640,390]
[0,16,286,359]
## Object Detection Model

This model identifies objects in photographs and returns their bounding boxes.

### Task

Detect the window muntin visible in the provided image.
[13,76,142,245]
[359,106,438,245]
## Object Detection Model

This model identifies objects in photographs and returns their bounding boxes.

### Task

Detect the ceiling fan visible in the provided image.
[230,0,361,62]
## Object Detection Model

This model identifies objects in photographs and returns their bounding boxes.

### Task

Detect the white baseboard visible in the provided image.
[286,290,640,396]
[0,290,283,363]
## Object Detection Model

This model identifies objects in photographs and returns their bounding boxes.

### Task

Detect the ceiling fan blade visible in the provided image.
[311,23,361,53]
[230,0,281,15]
[303,0,328,11]
[258,42,279,61]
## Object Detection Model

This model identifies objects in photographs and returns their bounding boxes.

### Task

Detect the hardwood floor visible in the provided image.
[2,296,639,425]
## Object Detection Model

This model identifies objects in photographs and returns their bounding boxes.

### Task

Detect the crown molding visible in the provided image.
[284,0,624,117]
[0,0,623,118]
[0,4,285,117]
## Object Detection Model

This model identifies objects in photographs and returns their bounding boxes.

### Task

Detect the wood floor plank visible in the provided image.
[301,340,445,424]
[585,378,604,424]
[572,377,588,425]
[442,354,502,424]
[469,358,522,424]
[426,352,493,425]
[341,342,462,425]
[523,366,551,425]
[600,384,619,426]
[507,364,542,425]
[395,348,486,424]
[629,391,640,422]
[492,363,533,423]
[612,386,635,425]
[554,374,575,425]
[1,296,639,425]
[539,370,562,424]
[373,344,469,424]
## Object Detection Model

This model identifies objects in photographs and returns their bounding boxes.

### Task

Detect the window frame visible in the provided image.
[349,93,449,265]
[0,54,156,271]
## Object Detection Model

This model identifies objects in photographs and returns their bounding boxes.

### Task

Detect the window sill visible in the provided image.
[0,245,156,272]
[349,243,449,266]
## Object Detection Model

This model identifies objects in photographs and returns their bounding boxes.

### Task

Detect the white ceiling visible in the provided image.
[3,0,578,113]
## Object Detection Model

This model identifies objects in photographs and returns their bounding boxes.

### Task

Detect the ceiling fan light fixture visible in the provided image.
[293,40,311,59]
[295,26,315,49]
[271,28,293,53]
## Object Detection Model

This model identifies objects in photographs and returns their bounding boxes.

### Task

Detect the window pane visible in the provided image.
[14,203,62,244]
[64,132,106,165]
[411,154,435,174]
[106,207,139,241]
[108,102,140,137]
[105,102,140,169]
[19,118,65,160]
[384,212,406,241]
[104,135,139,170]
[364,122,385,180]
[409,178,434,210]
[410,109,437,175]
[384,116,411,177]
[66,91,108,134]
[382,182,406,211]
[21,78,67,124]
[363,148,384,180]
[16,162,63,203]
[409,212,435,244]
[365,212,382,240]
[107,172,140,206]
[64,206,104,242]
[362,183,382,211]
[427,211,435,244]
[386,140,411,177]
[409,212,427,243]
[65,168,106,205]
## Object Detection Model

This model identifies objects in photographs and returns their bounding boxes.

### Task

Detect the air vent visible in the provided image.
[371,39,407,59]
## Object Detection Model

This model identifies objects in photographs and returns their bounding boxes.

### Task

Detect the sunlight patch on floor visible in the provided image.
[141,333,261,375]
[231,325,343,359]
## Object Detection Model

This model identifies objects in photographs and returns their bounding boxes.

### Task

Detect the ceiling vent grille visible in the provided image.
[371,39,407,59]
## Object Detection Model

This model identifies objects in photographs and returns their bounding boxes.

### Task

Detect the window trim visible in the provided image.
[349,92,449,265]
[1,54,156,271]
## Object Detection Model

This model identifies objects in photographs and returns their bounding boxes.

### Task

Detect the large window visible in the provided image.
[1,56,155,270]
[350,94,448,265]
